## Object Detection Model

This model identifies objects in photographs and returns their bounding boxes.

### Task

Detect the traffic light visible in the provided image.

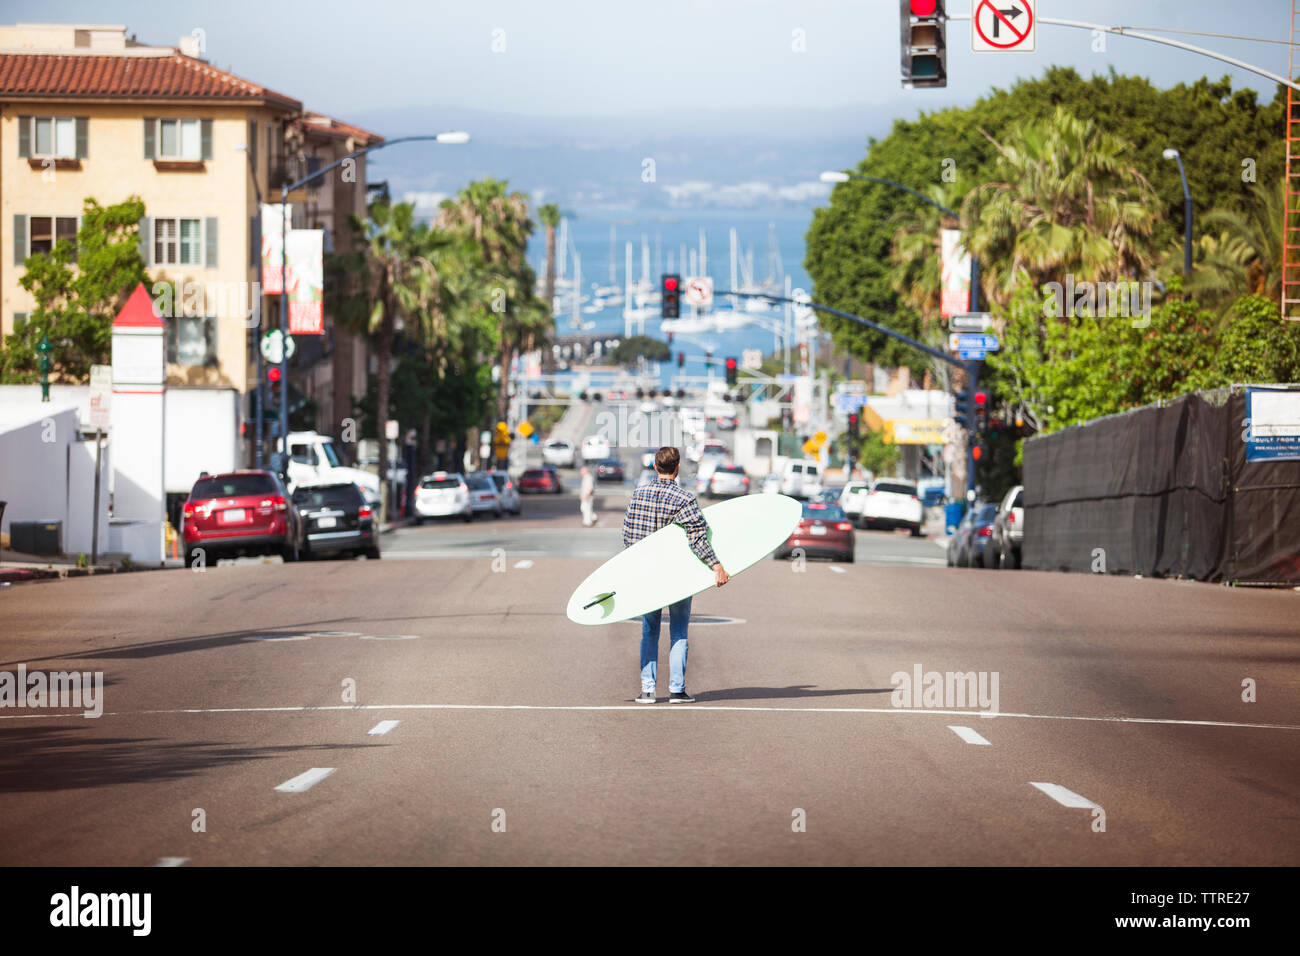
[975,390,988,434]
[705,349,713,370]
[266,365,282,407]
[900,0,946,89]
[677,351,685,368]
[661,274,681,319]
[953,388,971,429]
[848,412,860,443]
[725,356,738,385]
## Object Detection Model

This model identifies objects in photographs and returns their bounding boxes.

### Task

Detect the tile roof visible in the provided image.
[301,111,384,145]
[0,51,301,109]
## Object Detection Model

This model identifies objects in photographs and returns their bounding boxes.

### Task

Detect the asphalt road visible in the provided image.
[2,478,1297,865]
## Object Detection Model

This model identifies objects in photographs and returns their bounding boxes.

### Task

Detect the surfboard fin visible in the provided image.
[582,591,616,610]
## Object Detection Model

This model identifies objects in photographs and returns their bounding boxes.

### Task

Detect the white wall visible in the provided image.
[164,387,240,494]
[0,405,93,554]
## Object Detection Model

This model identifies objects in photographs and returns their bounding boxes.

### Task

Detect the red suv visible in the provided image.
[181,470,304,566]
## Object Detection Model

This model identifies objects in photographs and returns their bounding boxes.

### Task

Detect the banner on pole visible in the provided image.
[940,229,971,318]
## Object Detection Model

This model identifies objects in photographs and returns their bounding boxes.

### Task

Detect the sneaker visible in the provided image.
[669,690,696,703]
[636,690,656,704]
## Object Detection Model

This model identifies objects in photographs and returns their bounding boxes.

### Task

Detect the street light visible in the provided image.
[820,169,979,311]
[275,131,470,522]
[235,143,267,468]
[1163,148,1193,277]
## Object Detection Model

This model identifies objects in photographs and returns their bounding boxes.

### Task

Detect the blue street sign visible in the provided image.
[950,333,1000,351]
[959,349,988,360]
[833,393,868,411]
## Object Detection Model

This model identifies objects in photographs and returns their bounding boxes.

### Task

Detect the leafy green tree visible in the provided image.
[611,336,670,365]
[538,203,561,308]
[4,196,148,382]
[1214,293,1300,384]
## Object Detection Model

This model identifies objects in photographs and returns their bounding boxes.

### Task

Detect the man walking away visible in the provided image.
[621,446,729,703]
[580,465,597,526]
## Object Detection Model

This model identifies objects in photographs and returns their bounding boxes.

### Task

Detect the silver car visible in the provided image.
[466,472,504,518]
[991,485,1024,569]
[414,472,472,523]
[706,465,750,498]
[487,470,522,515]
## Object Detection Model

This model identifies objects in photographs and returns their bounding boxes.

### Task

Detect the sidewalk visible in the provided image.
[0,547,159,584]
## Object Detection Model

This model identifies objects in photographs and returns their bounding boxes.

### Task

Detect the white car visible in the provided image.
[582,434,612,462]
[839,481,872,520]
[688,439,728,464]
[465,472,504,518]
[414,472,472,523]
[780,459,823,500]
[487,470,522,515]
[859,477,924,536]
[706,465,750,498]
[543,439,576,468]
[761,473,781,494]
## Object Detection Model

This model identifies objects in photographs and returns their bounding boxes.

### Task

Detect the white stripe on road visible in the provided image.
[828,566,846,573]
[1030,782,1100,809]
[14,704,1299,733]
[153,857,188,867]
[274,767,336,793]
[367,720,400,735]
[513,560,535,569]
[948,725,992,745]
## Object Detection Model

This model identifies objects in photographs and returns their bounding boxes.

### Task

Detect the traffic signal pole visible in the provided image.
[719,288,979,497]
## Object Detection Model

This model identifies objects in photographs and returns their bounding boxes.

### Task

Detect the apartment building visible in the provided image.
[0,23,379,452]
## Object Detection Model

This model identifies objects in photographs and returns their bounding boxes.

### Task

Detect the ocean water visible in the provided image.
[535,207,820,385]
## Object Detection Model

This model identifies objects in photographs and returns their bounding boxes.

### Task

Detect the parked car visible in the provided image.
[760,473,782,494]
[595,458,625,482]
[414,472,473,523]
[466,472,505,518]
[917,477,946,508]
[859,477,924,536]
[487,470,522,515]
[640,448,659,470]
[582,434,612,462]
[519,467,562,494]
[991,484,1025,569]
[946,502,999,567]
[543,439,576,468]
[688,438,729,464]
[779,459,823,500]
[291,482,379,560]
[181,469,305,565]
[814,488,841,506]
[707,464,750,498]
[773,502,855,563]
[839,481,872,521]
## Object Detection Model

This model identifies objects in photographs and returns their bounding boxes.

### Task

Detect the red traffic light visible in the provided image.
[663,277,678,291]
[267,367,282,383]
[974,391,988,406]
[910,0,938,15]
[849,413,858,423]
[725,357,737,370]
[972,445,983,460]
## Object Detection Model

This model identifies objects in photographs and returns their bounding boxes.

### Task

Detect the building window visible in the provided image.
[160,118,199,159]
[153,217,203,266]
[19,116,87,159]
[28,216,79,257]
[167,314,218,367]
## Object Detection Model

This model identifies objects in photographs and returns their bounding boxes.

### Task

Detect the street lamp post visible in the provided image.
[1163,148,1193,277]
[272,131,469,520]
[235,142,266,468]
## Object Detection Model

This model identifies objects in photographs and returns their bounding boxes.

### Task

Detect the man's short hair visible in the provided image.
[654,446,680,474]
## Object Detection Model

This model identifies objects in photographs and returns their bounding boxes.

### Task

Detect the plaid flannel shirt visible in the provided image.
[622,476,719,568]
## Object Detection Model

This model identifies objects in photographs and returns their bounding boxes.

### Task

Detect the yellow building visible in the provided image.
[0,23,379,449]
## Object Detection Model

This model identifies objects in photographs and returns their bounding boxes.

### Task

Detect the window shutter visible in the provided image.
[205,217,218,268]
[200,119,213,161]
[18,116,31,158]
[250,214,261,268]
[138,216,152,266]
[75,117,88,159]
[144,118,155,159]
[13,215,27,265]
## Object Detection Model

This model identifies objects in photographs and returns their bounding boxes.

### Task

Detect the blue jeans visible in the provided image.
[641,596,691,693]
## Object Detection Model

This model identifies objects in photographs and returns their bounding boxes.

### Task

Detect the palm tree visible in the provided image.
[1173,178,1285,309]
[436,179,537,425]
[538,203,561,310]
[962,107,1162,309]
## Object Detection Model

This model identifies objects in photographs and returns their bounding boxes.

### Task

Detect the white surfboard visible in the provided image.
[565,493,803,626]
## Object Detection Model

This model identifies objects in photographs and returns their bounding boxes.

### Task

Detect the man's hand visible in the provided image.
[713,563,730,588]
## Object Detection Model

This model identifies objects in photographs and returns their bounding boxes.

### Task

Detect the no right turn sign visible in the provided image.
[972,0,1036,52]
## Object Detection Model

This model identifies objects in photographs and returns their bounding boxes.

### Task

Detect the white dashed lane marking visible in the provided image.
[1030,782,1100,809]
[367,720,401,736]
[948,725,992,745]
[274,768,337,793]
[153,857,188,867]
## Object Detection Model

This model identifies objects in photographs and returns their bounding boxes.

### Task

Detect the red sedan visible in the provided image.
[773,502,855,563]
[519,467,563,494]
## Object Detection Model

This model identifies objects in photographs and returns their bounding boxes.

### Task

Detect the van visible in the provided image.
[282,431,381,507]
[780,459,822,500]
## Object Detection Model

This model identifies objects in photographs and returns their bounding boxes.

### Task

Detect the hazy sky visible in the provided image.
[3,1,1292,124]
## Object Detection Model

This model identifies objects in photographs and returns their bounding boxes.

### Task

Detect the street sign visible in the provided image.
[972,0,1035,52]
[385,419,399,441]
[833,393,869,413]
[1245,386,1300,461]
[949,333,1000,352]
[260,329,296,365]
[742,348,763,371]
[791,287,814,326]
[883,420,947,445]
[89,365,112,430]
[517,420,534,439]
[949,312,994,333]
[684,276,714,307]
[959,350,989,360]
